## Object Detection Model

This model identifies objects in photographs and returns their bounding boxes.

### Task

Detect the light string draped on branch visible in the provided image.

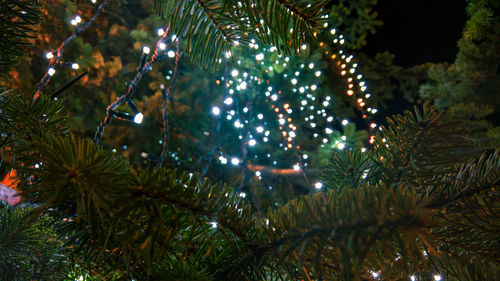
[159,39,181,167]
[93,25,175,144]
[33,0,107,101]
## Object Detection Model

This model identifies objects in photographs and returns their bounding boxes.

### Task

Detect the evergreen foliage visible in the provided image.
[0,0,41,78]
[153,0,331,68]
[420,0,500,144]
[1,91,498,280]
[0,204,71,280]
[1,0,499,280]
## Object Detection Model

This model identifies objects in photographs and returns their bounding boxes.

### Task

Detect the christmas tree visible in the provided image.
[1,0,498,280]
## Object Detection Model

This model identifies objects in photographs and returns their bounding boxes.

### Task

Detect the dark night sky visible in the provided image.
[357,0,468,121]
[362,0,467,67]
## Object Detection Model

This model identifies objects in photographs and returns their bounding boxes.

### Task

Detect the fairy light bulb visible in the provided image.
[219,156,227,164]
[255,53,264,60]
[159,42,166,50]
[341,120,349,126]
[433,275,442,281]
[293,164,300,171]
[45,52,54,59]
[142,46,150,54]
[231,69,239,77]
[212,106,220,115]
[231,158,240,165]
[314,182,323,189]
[224,97,233,105]
[157,28,164,36]
[48,67,56,76]
[256,126,264,133]
[133,113,144,124]
[248,139,257,146]
[71,63,79,69]
[167,50,175,58]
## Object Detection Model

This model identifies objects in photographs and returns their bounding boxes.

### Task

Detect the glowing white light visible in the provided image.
[323,101,329,107]
[219,156,228,164]
[341,119,349,126]
[314,182,323,189]
[330,28,336,34]
[299,87,305,93]
[231,69,239,77]
[303,154,308,159]
[337,143,345,150]
[301,100,307,106]
[279,118,285,125]
[142,46,150,54]
[341,136,347,141]
[301,44,307,50]
[308,63,314,69]
[70,19,77,25]
[410,276,416,281]
[325,128,333,134]
[159,43,166,50]
[255,53,264,61]
[231,157,240,165]
[212,106,220,115]
[91,0,96,3]
[167,50,176,58]
[71,63,79,69]
[210,221,218,228]
[370,123,377,128]
[45,52,54,59]
[133,113,144,124]
[224,97,233,105]
[48,67,56,76]
[271,94,278,101]
[327,116,334,122]
[256,126,264,133]
[361,147,367,152]
[293,164,300,171]
[433,275,442,281]
[240,81,247,90]
[257,114,263,119]
[157,28,164,36]
[249,139,257,146]
[315,71,321,77]
[371,271,379,278]
[240,192,246,198]
[255,171,261,177]
[291,78,297,85]
[311,84,317,91]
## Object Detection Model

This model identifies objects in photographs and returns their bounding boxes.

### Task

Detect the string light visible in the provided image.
[142,46,150,54]
[45,52,54,59]
[47,68,56,76]
[231,158,240,165]
[133,112,144,124]
[212,106,221,115]
[71,63,79,69]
